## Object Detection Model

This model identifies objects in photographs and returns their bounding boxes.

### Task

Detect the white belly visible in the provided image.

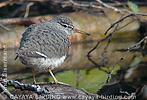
[38,55,66,70]
[20,55,66,71]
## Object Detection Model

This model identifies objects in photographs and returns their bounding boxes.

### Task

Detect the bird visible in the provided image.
[15,16,90,85]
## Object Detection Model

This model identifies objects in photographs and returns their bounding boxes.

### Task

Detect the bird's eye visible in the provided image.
[62,24,68,28]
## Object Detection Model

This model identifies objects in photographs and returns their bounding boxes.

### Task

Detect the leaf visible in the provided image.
[127,1,139,13]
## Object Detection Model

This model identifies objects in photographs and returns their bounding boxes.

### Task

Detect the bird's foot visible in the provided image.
[33,82,49,85]
[52,81,69,86]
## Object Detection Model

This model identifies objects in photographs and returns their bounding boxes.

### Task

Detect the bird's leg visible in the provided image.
[32,68,37,84]
[32,69,48,85]
[48,69,58,83]
[48,69,69,85]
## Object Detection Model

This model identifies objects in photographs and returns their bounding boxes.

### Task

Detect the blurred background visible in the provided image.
[0,0,147,99]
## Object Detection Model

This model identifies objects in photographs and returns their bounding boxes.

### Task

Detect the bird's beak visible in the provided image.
[74,29,90,36]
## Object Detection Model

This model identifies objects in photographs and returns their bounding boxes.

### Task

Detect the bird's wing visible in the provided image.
[15,24,40,60]
[14,51,47,60]
[15,24,70,60]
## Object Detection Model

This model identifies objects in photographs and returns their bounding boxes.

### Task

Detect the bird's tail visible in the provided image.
[14,52,19,60]
[14,55,18,60]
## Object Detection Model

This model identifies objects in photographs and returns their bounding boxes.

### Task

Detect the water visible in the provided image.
[0,31,146,100]
[0,38,146,98]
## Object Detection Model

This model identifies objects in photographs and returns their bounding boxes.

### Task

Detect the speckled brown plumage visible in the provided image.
[15,16,89,84]
[15,16,73,70]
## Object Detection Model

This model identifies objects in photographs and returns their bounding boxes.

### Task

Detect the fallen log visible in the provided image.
[1,80,89,100]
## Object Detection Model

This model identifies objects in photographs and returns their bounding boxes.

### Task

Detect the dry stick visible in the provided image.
[87,22,119,57]
[2,80,50,94]
[0,94,5,100]
[0,24,18,33]
[101,14,125,66]
[87,35,110,56]
[87,14,131,56]
[101,15,143,66]
[87,57,108,73]
[10,2,29,17]
[24,2,34,18]
[116,19,135,32]
[0,1,11,8]
[0,83,15,100]
[69,0,107,10]
[103,13,147,82]
[88,13,147,84]
[0,24,14,32]
[69,0,131,13]
[95,0,131,13]
[104,14,134,35]
[136,85,145,96]
[88,13,147,56]
[106,36,147,83]
[96,0,120,11]
[105,13,147,35]
[101,19,134,63]
[101,23,119,66]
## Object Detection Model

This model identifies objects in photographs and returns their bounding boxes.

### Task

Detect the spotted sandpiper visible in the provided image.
[15,16,90,84]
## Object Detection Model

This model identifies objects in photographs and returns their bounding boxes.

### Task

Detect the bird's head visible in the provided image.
[53,16,90,36]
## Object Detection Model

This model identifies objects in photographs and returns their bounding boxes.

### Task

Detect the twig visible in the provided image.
[95,0,131,13]
[2,80,50,94]
[87,35,109,56]
[106,36,147,83]
[10,2,29,17]
[88,13,147,84]
[105,13,147,35]
[0,24,15,32]
[0,1,11,8]
[87,57,108,73]
[88,13,147,56]
[0,94,5,100]
[24,2,34,18]
[116,19,135,32]
[101,22,119,66]
[0,24,19,33]
[0,17,40,25]
[69,0,106,10]
[87,21,119,57]
[0,83,15,100]
[69,0,131,14]
[136,85,145,96]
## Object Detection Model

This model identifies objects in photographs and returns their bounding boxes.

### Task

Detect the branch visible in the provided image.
[0,17,41,26]
[0,83,15,100]
[105,13,147,35]
[95,0,131,13]
[0,24,16,32]
[87,35,109,57]
[87,21,119,57]
[0,94,5,100]
[87,13,147,84]
[2,80,49,94]
[69,0,106,10]
[1,80,88,99]
[0,1,11,8]
[106,36,147,82]
[24,2,34,18]
[69,0,131,14]
[88,13,147,56]
[101,22,120,66]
